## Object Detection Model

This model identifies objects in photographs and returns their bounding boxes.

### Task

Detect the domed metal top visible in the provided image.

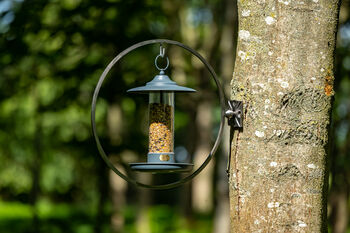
[127,71,196,93]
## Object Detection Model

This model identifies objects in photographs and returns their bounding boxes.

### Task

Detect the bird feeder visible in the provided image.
[127,49,196,173]
[91,39,243,189]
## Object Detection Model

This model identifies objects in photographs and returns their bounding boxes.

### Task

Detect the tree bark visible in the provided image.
[229,0,340,232]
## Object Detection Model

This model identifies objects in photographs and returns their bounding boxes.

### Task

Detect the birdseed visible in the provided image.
[149,103,174,153]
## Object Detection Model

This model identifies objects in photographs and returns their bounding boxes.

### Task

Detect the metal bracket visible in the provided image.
[225,100,243,128]
[225,100,243,178]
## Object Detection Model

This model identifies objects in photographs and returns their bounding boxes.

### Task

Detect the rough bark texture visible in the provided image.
[229,0,340,232]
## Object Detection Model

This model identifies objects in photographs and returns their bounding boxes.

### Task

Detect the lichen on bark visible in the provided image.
[229,0,340,232]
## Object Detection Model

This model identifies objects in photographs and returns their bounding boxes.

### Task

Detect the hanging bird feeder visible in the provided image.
[91,39,243,189]
[128,46,196,173]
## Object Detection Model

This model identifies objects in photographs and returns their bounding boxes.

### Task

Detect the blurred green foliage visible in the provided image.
[0,0,222,232]
[328,2,350,230]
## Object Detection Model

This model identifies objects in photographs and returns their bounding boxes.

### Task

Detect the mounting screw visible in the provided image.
[225,100,243,128]
[225,109,235,118]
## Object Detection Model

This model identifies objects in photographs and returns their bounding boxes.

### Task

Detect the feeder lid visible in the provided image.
[127,71,196,93]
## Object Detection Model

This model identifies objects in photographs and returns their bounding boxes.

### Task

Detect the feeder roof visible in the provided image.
[127,72,196,93]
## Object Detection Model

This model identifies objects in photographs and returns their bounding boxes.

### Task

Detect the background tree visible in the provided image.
[229,0,341,232]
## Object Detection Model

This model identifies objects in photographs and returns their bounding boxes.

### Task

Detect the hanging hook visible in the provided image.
[160,43,165,57]
[155,55,169,71]
[155,43,169,72]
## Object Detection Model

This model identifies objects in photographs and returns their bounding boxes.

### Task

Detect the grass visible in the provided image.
[0,201,213,233]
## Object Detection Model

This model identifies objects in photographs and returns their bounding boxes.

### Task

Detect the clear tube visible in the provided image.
[148,92,174,153]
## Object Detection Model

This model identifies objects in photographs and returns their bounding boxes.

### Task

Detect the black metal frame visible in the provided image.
[91,39,236,189]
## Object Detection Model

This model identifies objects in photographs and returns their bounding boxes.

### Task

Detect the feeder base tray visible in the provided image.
[129,163,193,173]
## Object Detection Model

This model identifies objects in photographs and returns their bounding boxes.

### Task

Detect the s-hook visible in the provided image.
[155,44,169,72]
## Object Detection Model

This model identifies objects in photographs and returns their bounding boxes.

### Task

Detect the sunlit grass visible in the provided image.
[0,202,32,219]
[0,201,213,233]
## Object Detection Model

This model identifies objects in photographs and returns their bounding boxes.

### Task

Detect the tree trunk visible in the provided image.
[229,0,340,232]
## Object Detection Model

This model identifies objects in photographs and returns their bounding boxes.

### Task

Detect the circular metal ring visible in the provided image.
[154,55,169,71]
[91,39,226,189]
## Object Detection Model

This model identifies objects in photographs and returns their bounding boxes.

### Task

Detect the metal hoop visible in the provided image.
[154,55,169,71]
[91,39,226,189]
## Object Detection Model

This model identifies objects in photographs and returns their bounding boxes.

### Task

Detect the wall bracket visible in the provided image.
[225,100,243,128]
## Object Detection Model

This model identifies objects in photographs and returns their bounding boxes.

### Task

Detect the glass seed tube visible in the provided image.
[148,92,174,155]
